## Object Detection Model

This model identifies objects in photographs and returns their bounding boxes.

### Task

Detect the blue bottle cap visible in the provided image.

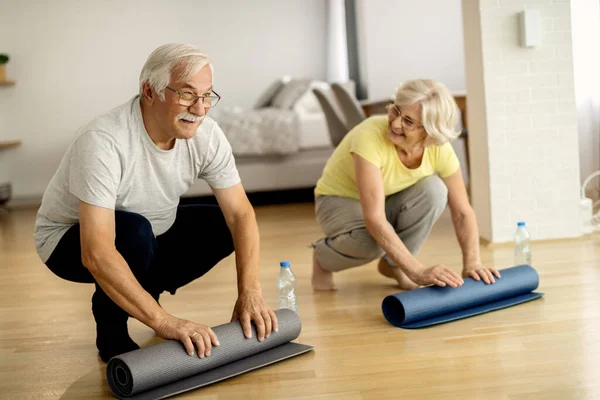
[280,261,290,268]
[517,221,526,227]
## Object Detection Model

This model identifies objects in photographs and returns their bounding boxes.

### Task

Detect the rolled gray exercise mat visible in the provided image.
[107,309,313,399]
[382,264,544,329]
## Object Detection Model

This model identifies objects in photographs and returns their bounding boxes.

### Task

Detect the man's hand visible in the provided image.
[153,313,220,358]
[231,290,278,341]
[462,264,501,284]
[411,264,464,288]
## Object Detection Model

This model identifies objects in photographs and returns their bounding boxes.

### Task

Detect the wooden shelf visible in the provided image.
[360,97,393,117]
[0,140,21,150]
[0,81,16,87]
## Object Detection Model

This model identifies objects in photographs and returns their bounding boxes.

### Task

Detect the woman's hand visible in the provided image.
[411,264,464,288]
[462,264,501,284]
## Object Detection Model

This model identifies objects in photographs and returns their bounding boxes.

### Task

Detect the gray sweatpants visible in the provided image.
[313,175,448,272]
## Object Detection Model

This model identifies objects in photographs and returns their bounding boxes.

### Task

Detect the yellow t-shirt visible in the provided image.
[314,116,460,199]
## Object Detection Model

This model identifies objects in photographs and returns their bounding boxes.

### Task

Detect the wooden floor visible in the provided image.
[1,203,599,400]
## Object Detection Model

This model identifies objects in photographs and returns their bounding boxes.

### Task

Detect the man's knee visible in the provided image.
[115,211,154,244]
[213,208,235,258]
[222,233,235,259]
[114,211,156,272]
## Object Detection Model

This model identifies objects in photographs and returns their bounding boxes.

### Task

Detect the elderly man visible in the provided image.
[34,43,277,362]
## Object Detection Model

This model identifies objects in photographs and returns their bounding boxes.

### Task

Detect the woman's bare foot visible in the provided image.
[312,252,338,291]
[378,258,419,290]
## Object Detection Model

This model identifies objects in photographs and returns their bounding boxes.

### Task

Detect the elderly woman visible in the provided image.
[311,79,500,291]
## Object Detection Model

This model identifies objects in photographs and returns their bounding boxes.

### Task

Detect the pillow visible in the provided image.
[293,81,330,114]
[253,78,286,109]
[271,78,312,110]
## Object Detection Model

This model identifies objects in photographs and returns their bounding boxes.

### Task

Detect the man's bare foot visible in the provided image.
[312,252,338,291]
[378,258,419,290]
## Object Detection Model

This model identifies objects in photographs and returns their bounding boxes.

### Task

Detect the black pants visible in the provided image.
[45,204,234,327]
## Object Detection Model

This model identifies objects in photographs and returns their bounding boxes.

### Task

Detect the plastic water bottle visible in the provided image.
[277,261,298,314]
[514,221,532,266]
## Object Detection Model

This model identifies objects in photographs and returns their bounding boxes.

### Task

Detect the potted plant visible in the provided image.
[0,54,9,82]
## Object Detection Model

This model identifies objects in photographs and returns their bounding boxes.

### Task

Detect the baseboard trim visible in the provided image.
[480,233,590,248]
[4,195,42,210]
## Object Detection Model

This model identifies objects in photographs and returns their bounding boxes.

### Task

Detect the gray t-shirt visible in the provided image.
[34,96,240,263]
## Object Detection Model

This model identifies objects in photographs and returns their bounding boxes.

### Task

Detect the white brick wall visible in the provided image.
[463,0,582,243]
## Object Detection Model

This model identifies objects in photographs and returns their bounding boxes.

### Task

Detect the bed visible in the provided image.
[183,78,336,198]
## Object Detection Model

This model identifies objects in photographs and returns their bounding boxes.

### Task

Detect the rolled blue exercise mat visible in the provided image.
[106,308,313,400]
[382,264,544,329]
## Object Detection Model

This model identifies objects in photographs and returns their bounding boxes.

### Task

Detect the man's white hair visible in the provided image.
[394,79,460,146]
[139,43,212,101]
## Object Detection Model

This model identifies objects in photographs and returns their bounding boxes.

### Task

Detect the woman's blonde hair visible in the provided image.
[394,79,460,146]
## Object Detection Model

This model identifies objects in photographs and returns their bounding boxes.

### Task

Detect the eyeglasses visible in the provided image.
[166,86,221,108]
[387,104,423,132]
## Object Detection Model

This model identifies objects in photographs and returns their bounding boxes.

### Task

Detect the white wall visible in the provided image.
[463,0,582,243]
[355,0,467,99]
[571,0,600,186]
[326,0,350,82]
[0,0,327,199]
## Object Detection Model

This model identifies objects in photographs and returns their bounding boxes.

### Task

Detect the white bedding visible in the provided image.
[210,107,300,156]
[210,106,332,155]
[209,78,335,156]
[297,112,332,149]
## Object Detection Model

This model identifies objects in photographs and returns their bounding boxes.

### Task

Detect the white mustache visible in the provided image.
[177,112,204,123]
